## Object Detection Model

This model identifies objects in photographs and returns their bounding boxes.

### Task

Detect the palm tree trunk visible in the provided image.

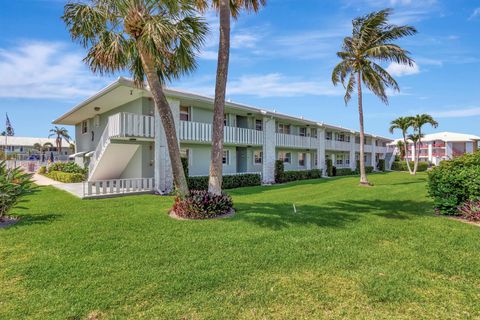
[208,0,231,196]
[414,130,421,174]
[357,71,369,185]
[137,44,189,197]
[402,133,413,174]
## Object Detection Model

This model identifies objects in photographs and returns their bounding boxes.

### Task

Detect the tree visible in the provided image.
[63,0,207,197]
[43,142,54,152]
[411,114,438,174]
[49,126,71,154]
[195,0,265,195]
[332,9,417,185]
[407,132,423,173]
[396,140,405,159]
[33,143,43,153]
[389,116,414,174]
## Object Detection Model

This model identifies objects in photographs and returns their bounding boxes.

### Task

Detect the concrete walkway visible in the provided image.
[32,174,85,198]
[32,173,60,186]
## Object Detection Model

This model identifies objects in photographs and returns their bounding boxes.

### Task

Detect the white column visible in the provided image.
[428,143,433,162]
[154,98,180,193]
[466,141,473,154]
[371,138,377,169]
[349,133,356,170]
[446,142,453,158]
[306,152,312,170]
[317,127,326,175]
[262,116,276,184]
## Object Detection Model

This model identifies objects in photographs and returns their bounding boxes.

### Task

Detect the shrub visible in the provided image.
[188,173,261,190]
[377,159,385,172]
[335,168,354,176]
[279,169,322,183]
[181,157,189,178]
[49,162,86,175]
[457,199,480,222]
[332,166,337,176]
[428,151,480,215]
[326,159,333,177]
[38,166,47,174]
[365,166,374,173]
[172,190,233,219]
[391,161,428,172]
[274,160,284,183]
[46,171,85,183]
[0,161,34,218]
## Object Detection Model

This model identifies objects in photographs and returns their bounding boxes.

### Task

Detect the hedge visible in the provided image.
[326,159,333,177]
[377,159,385,171]
[335,168,355,176]
[274,160,284,183]
[46,171,85,183]
[391,161,428,172]
[428,151,480,215]
[188,173,261,190]
[279,169,322,183]
[48,162,86,175]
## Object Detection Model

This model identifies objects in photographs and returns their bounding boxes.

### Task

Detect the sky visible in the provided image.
[1,0,480,140]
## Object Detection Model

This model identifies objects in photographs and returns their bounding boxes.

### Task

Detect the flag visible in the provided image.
[5,113,14,136]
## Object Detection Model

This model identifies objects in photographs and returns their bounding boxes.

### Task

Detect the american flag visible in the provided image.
[5,113,14,136]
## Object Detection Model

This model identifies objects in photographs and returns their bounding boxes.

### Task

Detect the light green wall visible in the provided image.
[181,143,237,176]
[277,148,311,171]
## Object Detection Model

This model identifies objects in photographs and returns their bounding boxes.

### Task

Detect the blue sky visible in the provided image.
[1,0,480,139]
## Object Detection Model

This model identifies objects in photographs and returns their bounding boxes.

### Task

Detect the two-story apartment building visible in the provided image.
[53,78,392,198]
[392,132,480,165]
[1,136,71,161]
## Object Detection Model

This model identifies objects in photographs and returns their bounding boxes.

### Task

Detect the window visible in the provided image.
[278,124,291,134]
[254,150,263,164]
[326,131,333,140]
[355,136,360,144]
[336,133,345,142]
[278,152,291,163]
[299,152,306,166]
[94,115,100,127]
[255,119,263,131]
[313,152,318,166]
[345,135,351,142]
[81,120,88,134]
[180,148,189,159]
[223,150,230,165]
[311,129,317,138]
[299,127,307,137]
[345,158,350,165]
[180,106,190,121]
[336,155,343,166]
[223,114,228,126]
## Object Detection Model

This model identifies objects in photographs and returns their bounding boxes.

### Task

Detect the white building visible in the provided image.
[391,132,480,165]
[53,78,393,197]
[1,136,71,161]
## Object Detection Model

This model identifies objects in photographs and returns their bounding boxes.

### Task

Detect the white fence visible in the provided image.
[179,121,264,145]
[325,140,351,151]
[109,112,155,139]
[275,133,317,148]
[83,177,155,197]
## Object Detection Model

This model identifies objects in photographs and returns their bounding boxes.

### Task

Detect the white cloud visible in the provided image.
[469,8,480,20]
[0,41,108,99]
[175,73,343,98]
[386,62,420,77]
[431,107,480,118]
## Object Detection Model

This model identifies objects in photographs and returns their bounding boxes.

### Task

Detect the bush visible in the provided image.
[326,159,333,177]
[172,190,233,219]
[46,171,85,183]
[274,160,284,183]
[181,157,189,178]
[0,161,33,218]
[279,169,322,183]
[377,159,385,172]
[48,162,86,175]
[428,151,480,215]
[457,199,480,222]
[365,166,374,173]
[188,173,261,190]
[391,161,428,172]
[335,168,354,176]
[38,166,47,174]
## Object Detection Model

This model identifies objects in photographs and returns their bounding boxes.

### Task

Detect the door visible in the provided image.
[236,147,248,173]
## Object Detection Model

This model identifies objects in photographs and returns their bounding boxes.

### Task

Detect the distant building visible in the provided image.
[0,136,72,161]
[391,132,480,165]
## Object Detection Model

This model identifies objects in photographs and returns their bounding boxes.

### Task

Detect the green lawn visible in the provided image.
[1,172,479,319]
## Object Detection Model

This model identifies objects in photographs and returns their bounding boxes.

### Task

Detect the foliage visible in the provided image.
[48,162,87,175]
[181,158,189,178]
[377,159,385,171]
[274,160,284,183]
[326,159,333,177]
[428,151,480,215]
[172,190,233,219]
[457,199,480,222]
[188,174,261,190]
[335,168,355,176]
[37,166,47,174]
[0,161,33,218]
[279,169,322,183]
[46,171,85,183]
[392,161,427,172]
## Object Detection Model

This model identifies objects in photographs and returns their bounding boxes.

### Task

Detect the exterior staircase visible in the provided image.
[384,146,398,170]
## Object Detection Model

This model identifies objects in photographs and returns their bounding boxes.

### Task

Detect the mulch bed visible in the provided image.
[443,215,480,227]
[169,208,235,221]
[0,216,20,229]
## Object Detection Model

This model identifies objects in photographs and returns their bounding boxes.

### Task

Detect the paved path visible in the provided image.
[32,174,61,186]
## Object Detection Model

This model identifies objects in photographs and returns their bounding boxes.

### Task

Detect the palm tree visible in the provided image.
[389,116,414,174]
[195,0,266,195]
[62,1,207,197]
[411,114,438,173]
[33,143,43,154]
[49,126,71,154]
[43,142,54,152]
[332,9,417,185]
[407,132,423,173]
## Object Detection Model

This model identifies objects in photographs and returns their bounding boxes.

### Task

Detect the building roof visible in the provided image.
[390,131,480,145]
[53,77,393,141]
[2,136,70,147]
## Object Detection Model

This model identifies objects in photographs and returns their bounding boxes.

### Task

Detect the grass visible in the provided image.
[1,172,479,319]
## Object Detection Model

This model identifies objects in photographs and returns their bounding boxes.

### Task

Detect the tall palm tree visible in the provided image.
[62,0,207,197]
[33,143,43,154]
[407,132,423,173]
[49,126,71,154]
[332,9,417,185]
[389,116,414,174]
[195,0,266,195]
[411,114,438,173]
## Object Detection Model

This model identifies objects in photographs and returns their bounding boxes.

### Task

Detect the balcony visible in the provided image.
[179,121,264,145]
[325,139,351,151]
[108,112,155,140]
[276,133,318,149]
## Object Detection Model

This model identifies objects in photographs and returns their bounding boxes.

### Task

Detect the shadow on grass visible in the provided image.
[232,199,432,230]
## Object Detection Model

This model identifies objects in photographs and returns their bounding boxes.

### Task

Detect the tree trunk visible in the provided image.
[413,130,421,174]
[357,71,369,185]
[137,44,189,197]
[402,133,413,174]
[208,0,231,196]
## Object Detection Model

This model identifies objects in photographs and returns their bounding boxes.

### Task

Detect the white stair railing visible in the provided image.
[88,122,112,179]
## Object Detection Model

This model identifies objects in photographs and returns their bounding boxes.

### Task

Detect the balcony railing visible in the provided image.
[109,112,155,139]
[179,121,264,145]
[325,140,351,151]
[275,133,318,148]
